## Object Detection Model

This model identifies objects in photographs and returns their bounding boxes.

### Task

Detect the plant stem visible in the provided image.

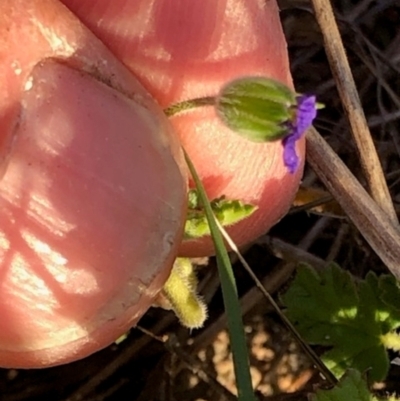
[311,0,397,224]
[164,96,216,117]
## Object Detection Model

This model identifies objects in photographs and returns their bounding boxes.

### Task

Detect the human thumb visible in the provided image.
[0,0,186,368]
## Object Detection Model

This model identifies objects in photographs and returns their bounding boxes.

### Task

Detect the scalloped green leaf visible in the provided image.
[184,190,257,239]
[281,264,400,381]
[310,370,378,401]
[379,275,400,312]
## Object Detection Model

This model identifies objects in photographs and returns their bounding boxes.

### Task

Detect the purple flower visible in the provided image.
[282,95,317,174]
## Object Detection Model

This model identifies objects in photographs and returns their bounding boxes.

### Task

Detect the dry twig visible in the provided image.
[310,0,398,224]
[306,127,400,279]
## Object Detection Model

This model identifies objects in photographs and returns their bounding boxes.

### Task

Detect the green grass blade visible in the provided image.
[184,150,256,401]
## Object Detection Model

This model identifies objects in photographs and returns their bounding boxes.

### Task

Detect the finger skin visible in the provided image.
[0,0,186,367]
[63,0,305,256]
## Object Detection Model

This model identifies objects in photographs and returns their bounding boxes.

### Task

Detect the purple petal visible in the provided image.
[295,95,317,136]
[282,134,299,174]
[281,94,317,174]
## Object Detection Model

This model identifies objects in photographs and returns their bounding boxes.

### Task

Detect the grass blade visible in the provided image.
[184,149,256,401]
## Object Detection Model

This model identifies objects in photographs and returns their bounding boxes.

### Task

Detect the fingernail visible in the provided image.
[0,107,20,181]
[16,58,169,196]
[1,59,186,362]
[14,57,185,248]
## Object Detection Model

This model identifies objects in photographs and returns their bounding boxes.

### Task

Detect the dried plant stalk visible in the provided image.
[310,0,398,224]
[307,127,400,280]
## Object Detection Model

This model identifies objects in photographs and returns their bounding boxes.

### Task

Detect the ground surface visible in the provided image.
[1,0,400,400]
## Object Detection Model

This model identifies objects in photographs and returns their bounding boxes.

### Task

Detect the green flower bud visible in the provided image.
[215,77,297,142]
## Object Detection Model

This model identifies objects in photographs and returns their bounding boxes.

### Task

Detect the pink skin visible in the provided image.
[62,0,305,256]
[0,0,304,367]
[0,0,186,367]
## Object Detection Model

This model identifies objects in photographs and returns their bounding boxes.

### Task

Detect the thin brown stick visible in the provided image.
[217,223,338,385]
[65,316,175,401]
[310,0,398,224]
[165,335,238,401]
[306,127,400,279]
[190,225,329,354]
[189,261,297,354]
[259,236,328,270]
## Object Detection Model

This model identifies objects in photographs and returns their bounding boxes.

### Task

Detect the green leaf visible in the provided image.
[184,150,257,401]
[310,370,379,401]
[281,264,400,381]
[187,188,201,209]
[215,76,297,142]
[184,189,257,239]
[379,275,400,312]
[184,210,212,239]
